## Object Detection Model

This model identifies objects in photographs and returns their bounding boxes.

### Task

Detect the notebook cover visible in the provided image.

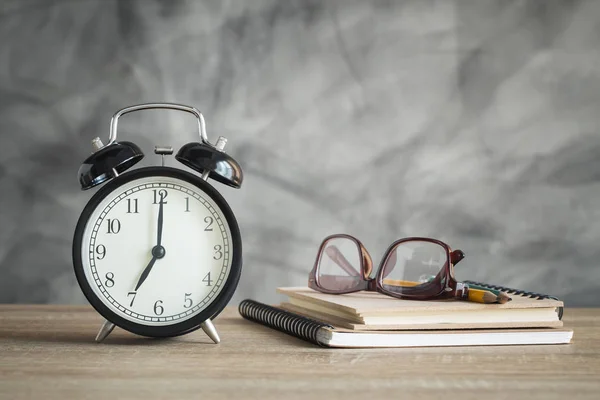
[319,327,574,348]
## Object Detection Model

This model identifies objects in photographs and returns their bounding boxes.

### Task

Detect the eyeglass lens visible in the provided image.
[380,240,447,295]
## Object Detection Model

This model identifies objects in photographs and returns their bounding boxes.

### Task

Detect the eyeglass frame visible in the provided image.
[308,234,468,301]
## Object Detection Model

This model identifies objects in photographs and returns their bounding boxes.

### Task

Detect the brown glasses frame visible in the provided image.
[308,234,467,301]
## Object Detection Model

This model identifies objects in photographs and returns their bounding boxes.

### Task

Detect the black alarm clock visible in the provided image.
[72,103,243,344]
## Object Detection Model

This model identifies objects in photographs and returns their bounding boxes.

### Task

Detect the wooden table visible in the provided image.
[0,306,598,400]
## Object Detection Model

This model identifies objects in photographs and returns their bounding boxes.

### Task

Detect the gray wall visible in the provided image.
[1,0,599,307]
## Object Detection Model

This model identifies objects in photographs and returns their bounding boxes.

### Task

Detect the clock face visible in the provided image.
[74,167,241,336]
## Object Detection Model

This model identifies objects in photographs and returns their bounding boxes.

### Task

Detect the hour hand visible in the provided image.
[134,255,158,291]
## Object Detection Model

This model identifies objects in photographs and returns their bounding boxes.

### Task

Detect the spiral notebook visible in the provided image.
[238,281,572,348]
[238,300,573,348]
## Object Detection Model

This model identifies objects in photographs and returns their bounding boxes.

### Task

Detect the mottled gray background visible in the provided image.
[0,0,598,307]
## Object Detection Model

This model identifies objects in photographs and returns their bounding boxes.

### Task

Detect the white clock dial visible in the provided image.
[80,176,233,326]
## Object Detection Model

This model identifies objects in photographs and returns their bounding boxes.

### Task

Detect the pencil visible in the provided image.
[467,284,512,303]
[467,288,501,304]
[382,279,423,287]
[380,279,512,304]
[495,291,512,304]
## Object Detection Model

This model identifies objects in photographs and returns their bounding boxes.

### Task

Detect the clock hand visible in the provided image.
[134,255,158,291]
[157,198,164,247]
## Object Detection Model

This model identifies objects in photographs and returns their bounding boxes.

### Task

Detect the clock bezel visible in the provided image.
[72,166,242,338]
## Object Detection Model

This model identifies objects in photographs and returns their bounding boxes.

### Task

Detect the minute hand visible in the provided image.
[157,199,164,246]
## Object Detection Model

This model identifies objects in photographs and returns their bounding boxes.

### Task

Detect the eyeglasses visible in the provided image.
[308,234,469,301]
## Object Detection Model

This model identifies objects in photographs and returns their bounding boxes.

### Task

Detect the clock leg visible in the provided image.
[200,318,220,344]
[95,320,115,343]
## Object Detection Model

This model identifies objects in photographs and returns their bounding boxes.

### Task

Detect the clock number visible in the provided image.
[185,197,190,212]
[127,198,139,214]
[153,189,168,204]
[203,272,213,286]
[204,216,213,231]
[153,300,164,316]
[184,293,193,308]
[127,291,137,307]
[213,245,223,260]
[106,219,121,234]
[95,244,106,260]
[104,272,115,287]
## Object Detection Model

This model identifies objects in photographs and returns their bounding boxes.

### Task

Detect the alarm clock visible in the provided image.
[72,103,243,344]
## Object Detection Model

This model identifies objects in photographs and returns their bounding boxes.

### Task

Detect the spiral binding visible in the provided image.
[238,299,333,346]
[463,280,564,319]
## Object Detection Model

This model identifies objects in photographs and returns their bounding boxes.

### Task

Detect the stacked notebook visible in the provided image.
[239,281,573,348]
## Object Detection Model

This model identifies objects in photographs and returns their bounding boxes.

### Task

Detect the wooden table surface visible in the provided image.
[0,305,598,400]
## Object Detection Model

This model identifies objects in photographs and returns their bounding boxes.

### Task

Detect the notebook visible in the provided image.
[238,299,573,348]
[276,280,565,331]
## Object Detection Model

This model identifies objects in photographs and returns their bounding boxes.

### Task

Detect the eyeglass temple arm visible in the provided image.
[324,246,362,277]
[428,249,467,296]
[451,250,465,266]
